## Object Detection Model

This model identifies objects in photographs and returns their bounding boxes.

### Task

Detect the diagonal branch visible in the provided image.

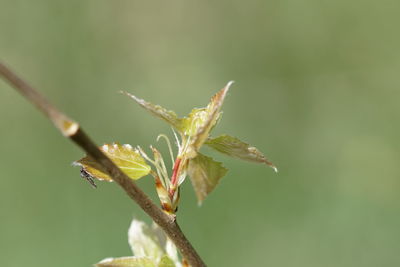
[0,61,206,267]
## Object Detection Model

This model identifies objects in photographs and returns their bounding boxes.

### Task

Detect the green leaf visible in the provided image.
[205,135,277,171]
[75,143,151,182]
[158,255,176,267]
[95,257,156,267]
[122,92,182,130]
[190,81,232,149]
[122,82,232,160]
[179,107,209,137]
[179,81,233,158]
[127,219,181,266]
[128,220,166,261]
[187,153,228,204]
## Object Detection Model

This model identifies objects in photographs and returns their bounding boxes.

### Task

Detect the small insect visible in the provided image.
[80,168,97,188]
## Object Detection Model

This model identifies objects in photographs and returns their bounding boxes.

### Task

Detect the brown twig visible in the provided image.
[0,61,206,267]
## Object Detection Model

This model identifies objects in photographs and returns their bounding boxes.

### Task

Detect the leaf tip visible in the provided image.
[219,80,234,97]
[95,257,115,267]
[71,160,81,167]
[262,158,278,173]
[271,165,278,173]
[226,80,235,88]
[263,160,278,173]
[122,91,143,104]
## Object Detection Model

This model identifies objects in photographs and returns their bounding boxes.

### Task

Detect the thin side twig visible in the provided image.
[0,61,206,267]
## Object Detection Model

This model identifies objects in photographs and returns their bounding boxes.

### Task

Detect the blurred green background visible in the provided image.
[1,0,400,266]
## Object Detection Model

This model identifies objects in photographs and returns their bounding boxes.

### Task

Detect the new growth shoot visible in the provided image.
[75,81,277,212]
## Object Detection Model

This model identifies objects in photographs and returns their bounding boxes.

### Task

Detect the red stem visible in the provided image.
[169,157,182,197]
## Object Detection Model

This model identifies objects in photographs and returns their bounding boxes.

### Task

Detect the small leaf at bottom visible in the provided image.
[187,153,228,204]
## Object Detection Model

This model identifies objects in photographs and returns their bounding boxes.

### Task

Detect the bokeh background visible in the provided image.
[1,0,400,266]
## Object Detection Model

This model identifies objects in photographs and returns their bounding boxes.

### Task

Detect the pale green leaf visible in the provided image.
[205,135,277,171]
[123,92,182,130]
[128,220,166,261]
[127,219,181,267]
[75,143,151,182]
[179,107,209,137]
[164,238,179,266]
[187,153,228,204]
[122,82,232,159]
[95,256,155,267]
[158,255,176,267]
[179,81,232,158]
[190,81,232,150]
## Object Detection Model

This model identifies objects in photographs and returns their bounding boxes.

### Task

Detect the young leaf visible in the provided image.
[205,135,277,171]
[179,107,209,137]
[75,143,151,182]
[187,153,228,204]
[95,256,156,267]
[128,220,165,261]
[164,238,180,267]
[122,92,182,130]
[183,82,232,153]
[127,219,182,266]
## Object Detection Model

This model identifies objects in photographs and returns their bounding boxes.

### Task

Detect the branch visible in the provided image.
[0,61,206,267]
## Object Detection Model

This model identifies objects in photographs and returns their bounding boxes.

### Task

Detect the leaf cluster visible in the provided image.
[75,82,276,205]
